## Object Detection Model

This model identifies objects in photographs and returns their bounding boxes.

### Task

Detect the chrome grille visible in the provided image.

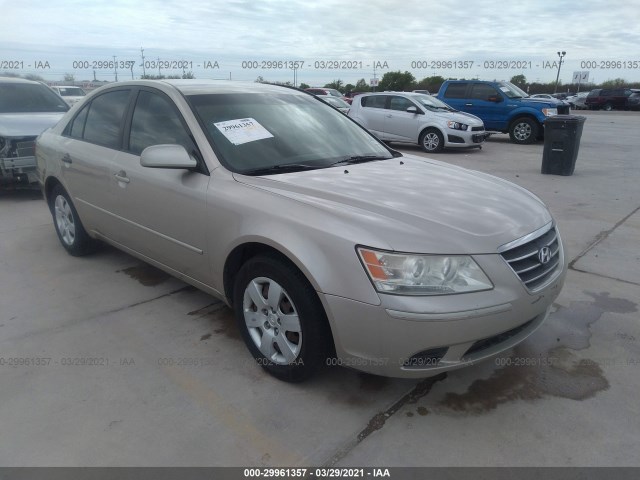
[500,225,562,291]
[15,140,36,158]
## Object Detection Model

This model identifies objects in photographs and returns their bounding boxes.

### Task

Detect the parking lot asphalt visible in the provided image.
[1,111,638,467]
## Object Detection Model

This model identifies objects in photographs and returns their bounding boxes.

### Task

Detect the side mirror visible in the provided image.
[140,144,197,169]
[406,106,421,114]
[487,95,502,103]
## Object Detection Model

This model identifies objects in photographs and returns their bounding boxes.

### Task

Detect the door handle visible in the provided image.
[62,153,72,164]
[114,171,130,183]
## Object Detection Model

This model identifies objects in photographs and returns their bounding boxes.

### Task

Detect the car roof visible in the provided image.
[87,79,306,96]
[358,91,423,97]
[0,76,44,85]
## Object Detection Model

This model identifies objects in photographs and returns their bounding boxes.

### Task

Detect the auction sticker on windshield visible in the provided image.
[213,118,274,145]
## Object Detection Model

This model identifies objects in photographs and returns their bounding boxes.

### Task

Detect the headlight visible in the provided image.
[542,108,558,116]
[358,248,493,295]
[447,121,469,131]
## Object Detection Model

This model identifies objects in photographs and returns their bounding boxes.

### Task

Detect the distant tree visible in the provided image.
[182,71,195,79]
[141,74,166,79]
[255,76,265,83]
[24,73,45,81]
[510,74,527,89]
[600,78,627,88]
[298,82,310,89]
[415,75,445,93]
[63,73,75,82]
[1,71,20,78]
[343,83,355,93]
[379,71,416,91]
[324,79,344,91]
[354,78,371,92]
[166,75,181,79]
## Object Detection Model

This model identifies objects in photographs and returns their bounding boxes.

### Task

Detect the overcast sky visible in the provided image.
[3,0,640,86]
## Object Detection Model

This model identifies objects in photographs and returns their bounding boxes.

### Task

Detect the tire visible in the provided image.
[419,128,444,153]
[49,184,97,256]
[509,117,539,145]
[603,103,613,111]
[233,255,331,382]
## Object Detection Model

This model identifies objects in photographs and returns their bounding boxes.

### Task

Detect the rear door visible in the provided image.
[58,88,133,237]
[440,82,468,111]
[357,95,389,138]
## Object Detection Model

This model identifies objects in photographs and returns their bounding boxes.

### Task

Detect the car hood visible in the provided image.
[0,113,66,137]
[523,97,562,106]
[433,110,483,125]
[234,155,552,254]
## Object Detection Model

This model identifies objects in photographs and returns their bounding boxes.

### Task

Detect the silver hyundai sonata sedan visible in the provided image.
[36,80,566,382]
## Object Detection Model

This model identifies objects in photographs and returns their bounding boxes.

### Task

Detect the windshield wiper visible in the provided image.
[241,163,321,176]
[329,155,395,167]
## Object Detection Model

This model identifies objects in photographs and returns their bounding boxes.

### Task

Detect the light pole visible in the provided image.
[554,51,566,93]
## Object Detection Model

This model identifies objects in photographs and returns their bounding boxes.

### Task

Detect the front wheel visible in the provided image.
[233,255,331,382]
[49,184,97,256]
[509,117,539,144]
[603,103,613,111]
[419,128,444,153]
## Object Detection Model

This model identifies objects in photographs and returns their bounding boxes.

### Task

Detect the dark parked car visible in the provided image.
[627,91,640,111]
[585,88,634,111]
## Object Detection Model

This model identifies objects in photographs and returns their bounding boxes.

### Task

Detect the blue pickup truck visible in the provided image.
[436,80,562,144]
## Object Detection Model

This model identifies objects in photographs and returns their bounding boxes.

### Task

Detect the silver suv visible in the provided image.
[348,92,486,153]
[37,80,566,382]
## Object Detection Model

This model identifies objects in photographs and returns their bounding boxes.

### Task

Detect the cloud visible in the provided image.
[2,0,639,83]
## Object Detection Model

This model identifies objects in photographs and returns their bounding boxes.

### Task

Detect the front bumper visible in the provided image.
[1,137,38,184]
[321,252,566,378]
[444,129,488,148]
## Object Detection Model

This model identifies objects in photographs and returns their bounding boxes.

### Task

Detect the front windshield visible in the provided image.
[58,87,86,96]
[0,83,69,113]
[188,92,391,174]
[498,81,529,99]
[413,94,453,111]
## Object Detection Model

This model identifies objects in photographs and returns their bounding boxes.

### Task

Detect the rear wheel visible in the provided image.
[509,117,538,144]
[233,255,331,382]
[49,184,97,256]
[419,128,444,153]
[603,103,613,111]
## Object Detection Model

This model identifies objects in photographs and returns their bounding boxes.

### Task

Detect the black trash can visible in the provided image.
[541,115,586,176]
[557,104,571,114]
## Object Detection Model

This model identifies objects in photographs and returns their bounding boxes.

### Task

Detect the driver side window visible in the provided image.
[470,84,500,101]
[389,96,414,111]
[128,90,197,157]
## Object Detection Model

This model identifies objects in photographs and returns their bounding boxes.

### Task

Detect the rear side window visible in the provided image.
[443,83,468,99]
[83,90,131,149]
[69,104,89,139]
[128,90,196,156]
[361,96,387,108]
